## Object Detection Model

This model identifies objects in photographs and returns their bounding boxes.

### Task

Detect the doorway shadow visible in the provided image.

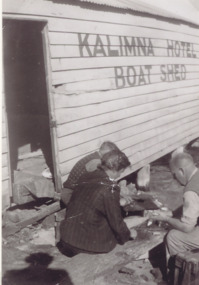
[2,252,73,285]
[3,19,54,179]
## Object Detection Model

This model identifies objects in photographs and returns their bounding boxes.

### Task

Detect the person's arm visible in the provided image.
[103,185,131,243]
[151,191,199,233]
[61,188,73,205]
[153,214,194,233]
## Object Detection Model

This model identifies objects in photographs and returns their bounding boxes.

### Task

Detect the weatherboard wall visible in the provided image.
[2,86,11,210]
[3,0,199,184]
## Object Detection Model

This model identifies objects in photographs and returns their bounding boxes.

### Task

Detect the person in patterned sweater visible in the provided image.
[61,141,120,205]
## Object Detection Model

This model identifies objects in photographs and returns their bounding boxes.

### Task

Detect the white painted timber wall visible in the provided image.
[2,90,11,209]
[3,0,199,184]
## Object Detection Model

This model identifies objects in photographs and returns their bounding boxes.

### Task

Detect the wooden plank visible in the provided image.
[54,73,199,94]
[61,131,198,183]
[124,123,199,165]
[56,88,199,136]
[60,119,199,176]
[2,153,8,168]
[2,106,6,123]
[118,131,198,181]
[58,108,199,163]
[57,99,199,151]
[2,179,9,191]
[55,87,199,126]
[59,122,199,176]
[55,92,199,125]
[48,18,199,44]
[42,23,63,192]
[121,115,199,155]
[52,64,199,85]
[2,121,7,138]
[3,0,199,37]
[51,56,199,72]
[2,137,8,154]
[2,180,10,210]
[2,166,9,181]
[49,33,199,51]
[2,201,61,237]
[54,84,199,110]
[50,44,199,59]
[53,80,199,107]
[61,115,199,167]
[58,103,199,142]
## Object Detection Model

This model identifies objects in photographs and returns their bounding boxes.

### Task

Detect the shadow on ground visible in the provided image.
[2,252,73,285]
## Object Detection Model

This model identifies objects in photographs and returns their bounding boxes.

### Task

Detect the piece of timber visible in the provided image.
[63,229,166,284]
[48,18,199,44]
[51,56,199,72]
[2,201,61,237]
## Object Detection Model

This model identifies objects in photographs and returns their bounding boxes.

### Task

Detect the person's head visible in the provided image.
[99,141,120,158]
[169,152,196,185]
[100,150,130,179]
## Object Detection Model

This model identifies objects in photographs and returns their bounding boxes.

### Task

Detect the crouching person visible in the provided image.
[59,150,136,257]
[151,152,199,279]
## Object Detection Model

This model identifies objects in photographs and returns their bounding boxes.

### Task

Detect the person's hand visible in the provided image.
[120,195,133,206]
[130,228,137,239]
[150,211,170,222]
[53,192,61,201]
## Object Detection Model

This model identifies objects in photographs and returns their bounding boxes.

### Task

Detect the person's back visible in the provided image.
[61,169,122,253]
[63,151,99,189]
[62,141,120,205]
[60,150,132,256]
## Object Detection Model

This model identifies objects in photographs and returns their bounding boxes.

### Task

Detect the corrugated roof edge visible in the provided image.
[78,0,199,26]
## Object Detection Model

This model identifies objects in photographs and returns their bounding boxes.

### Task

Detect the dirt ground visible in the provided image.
[2,143,199,285]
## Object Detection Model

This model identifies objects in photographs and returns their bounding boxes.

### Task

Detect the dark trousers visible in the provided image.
[58,240,100,257]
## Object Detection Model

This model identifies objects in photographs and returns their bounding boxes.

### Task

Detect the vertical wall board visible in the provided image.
[1,91,11,207]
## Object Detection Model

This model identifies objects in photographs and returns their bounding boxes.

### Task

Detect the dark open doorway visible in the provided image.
[3,19,55,204]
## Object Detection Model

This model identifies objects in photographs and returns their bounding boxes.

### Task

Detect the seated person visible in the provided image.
[151,152,199,257]
[61,141,120,205]
[59,150,136,257]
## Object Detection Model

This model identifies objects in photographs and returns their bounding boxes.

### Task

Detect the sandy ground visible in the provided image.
[2,144,199,285]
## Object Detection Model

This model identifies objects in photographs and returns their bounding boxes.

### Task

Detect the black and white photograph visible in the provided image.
[2,0,199,284]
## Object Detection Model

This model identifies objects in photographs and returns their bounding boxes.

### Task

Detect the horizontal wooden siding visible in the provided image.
[3,0,199,183]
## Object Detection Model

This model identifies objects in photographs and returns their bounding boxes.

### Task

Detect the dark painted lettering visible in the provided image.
[124,37,136,56]
[181,65,186,80]
[167,64,174,81]
[137,38,146,56]
[145,65,152,83]
[107,36,119,56]
[160,65,166,81]
[127,66,136,86]
[191,43,197,58]
[114,67,125,88]
[175,42,180,57]
[167,40,174,57]
[174,64,180,81]
[186,43,192,58]
[93,35,106,56]
[119,36,123,56]
[138,66,146,85]
[78,33,92,57]
[181,42,186,57]
[147,39,154,56]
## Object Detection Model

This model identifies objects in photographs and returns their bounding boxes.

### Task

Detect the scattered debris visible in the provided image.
[118,266,135,275]
[30,227,55,246]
